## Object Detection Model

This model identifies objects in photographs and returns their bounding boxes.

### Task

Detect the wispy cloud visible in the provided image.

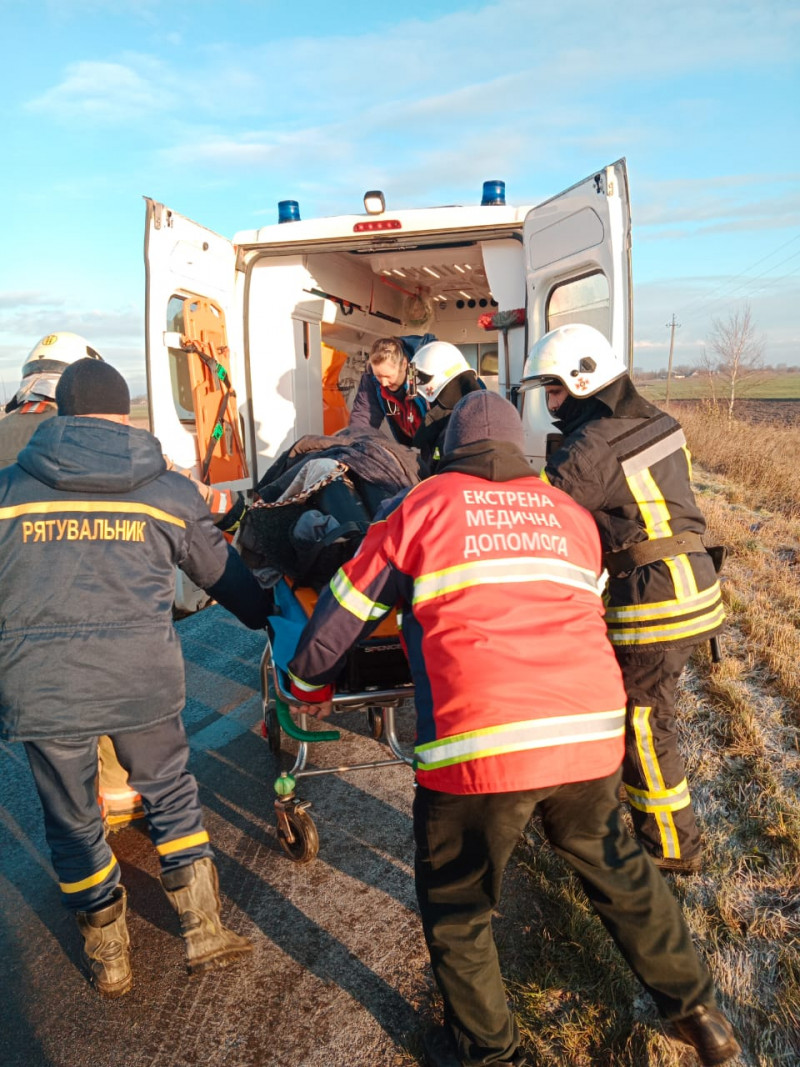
[25,58,177,122]
[6,0,799,377]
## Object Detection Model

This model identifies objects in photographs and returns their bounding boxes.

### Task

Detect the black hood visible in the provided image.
[553,375,660,433]
[16,417,167,493]
[436,440,532,482]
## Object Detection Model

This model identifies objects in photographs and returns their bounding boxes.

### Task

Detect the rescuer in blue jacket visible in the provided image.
[348,335,431,445]
[0,358,271,997]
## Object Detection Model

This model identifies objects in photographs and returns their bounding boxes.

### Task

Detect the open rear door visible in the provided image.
[520,159,632,467]
[144,199,248,613]
[144,199,249,487]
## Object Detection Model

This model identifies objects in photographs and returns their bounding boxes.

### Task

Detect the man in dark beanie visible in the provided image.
[0,356,272,997]
[286,390,738,1067]
[55,356,131,415]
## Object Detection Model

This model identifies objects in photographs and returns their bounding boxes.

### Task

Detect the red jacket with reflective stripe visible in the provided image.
[289,467,626,795]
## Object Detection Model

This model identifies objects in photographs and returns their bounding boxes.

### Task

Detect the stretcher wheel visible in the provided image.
[368,707,384,740]
[277,808,319,864]
[264,698,282,757]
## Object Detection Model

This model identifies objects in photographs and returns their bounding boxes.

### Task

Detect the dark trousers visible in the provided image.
[616,647,703,862]
[413,770,715,1066]
[24,713,213,912]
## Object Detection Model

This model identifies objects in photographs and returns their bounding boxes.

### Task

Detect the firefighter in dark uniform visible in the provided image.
[0,358,271,996]
[411,340,484,471]
[0,331,102,468]
[287,391,739,1067]
[522,324,725,874]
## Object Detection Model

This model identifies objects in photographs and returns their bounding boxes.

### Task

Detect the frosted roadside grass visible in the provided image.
[487,417,800,1066]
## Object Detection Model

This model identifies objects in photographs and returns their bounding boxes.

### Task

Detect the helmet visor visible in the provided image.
[518,375,560,393]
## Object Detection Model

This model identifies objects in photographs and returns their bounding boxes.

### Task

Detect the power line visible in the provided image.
[679,246,800,327]
[677,231,800,322]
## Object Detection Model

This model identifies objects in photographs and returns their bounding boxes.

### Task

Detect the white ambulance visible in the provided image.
[144,158,631,501]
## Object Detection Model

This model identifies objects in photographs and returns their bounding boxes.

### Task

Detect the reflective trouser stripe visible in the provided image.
[625,779,692,813]
[156,830,210,857]
[60,855,119,895]
[630,705,680,859]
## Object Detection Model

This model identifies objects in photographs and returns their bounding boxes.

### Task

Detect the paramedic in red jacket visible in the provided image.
[288,391,738,1067]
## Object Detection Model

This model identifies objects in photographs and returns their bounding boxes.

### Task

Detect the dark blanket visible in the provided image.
[256,428,427,504]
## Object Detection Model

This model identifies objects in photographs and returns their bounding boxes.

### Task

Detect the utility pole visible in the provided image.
[665,314,680,407]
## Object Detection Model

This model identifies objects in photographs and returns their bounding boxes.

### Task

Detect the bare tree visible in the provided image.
[696,345,721,413]
[706,303,765,425]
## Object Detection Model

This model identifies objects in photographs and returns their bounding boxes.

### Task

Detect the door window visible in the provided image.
[545,271,610,338]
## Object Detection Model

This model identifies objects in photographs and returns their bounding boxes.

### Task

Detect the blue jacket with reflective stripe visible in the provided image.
[0,417,268,741]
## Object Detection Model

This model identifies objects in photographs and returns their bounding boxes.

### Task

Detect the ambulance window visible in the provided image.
[457,344,479,372]
[165,295,195,421]
[546,272,610,338]
[479,347,498,375]
[455,344,498,378]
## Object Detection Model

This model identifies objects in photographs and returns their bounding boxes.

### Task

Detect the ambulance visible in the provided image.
[144,157,631,508]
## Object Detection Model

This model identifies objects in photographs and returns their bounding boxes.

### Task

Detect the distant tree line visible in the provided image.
[634,363,800,382]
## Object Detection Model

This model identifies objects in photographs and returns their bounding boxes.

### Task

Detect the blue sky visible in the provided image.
[1,0,798,397]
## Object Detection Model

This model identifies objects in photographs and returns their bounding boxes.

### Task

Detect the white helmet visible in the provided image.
[522,324,626,398]
[412,341,471,403]
[22,332,103,379]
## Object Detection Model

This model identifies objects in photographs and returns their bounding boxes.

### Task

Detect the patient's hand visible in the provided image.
[289,699,334,720]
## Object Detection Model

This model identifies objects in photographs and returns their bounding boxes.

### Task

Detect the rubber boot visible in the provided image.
[160,857,252,975]
[76,886,132,997]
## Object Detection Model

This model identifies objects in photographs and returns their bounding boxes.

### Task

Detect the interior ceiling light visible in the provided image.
[458,290,472,300]
[423,266,441,279]
[363,190,385,215]
[454,264,466,274]
[392,269,407,278]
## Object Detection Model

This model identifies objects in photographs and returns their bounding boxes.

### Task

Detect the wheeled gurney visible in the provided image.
[260,579,415,863]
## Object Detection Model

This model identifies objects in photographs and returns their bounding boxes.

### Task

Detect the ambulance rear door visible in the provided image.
[520,159,632,467]
[143,198,250,490]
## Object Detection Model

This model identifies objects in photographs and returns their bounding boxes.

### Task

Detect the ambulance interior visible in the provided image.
[307,240,508,414]
[237,229,541,473]
[160,217,617,486]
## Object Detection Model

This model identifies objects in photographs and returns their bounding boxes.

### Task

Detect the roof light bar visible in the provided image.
[278,200,301,223]
[481,180,506,206]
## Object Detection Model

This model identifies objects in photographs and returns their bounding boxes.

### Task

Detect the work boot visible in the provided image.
[672,1005,741,1065]
[422,1026,528,1067]
[161,857,252,975]
[76,886,132,997]
[652,853,703,875]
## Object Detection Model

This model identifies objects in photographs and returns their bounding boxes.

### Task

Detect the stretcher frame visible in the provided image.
[260,632,415,864]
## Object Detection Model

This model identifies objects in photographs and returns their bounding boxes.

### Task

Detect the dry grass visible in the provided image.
[496,416,800,1067]
[678,404,800,520]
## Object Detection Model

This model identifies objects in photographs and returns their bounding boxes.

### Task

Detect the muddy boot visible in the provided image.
[161,857,252,975]
[76,886,132,997]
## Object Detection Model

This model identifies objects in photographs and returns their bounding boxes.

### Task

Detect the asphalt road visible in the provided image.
[0,607,431,1067]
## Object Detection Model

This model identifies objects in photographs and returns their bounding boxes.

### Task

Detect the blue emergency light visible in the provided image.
[278,200,301,223]
[481,181,506,206]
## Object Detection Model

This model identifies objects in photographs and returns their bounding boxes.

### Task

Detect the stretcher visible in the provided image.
[260,579,415,863]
